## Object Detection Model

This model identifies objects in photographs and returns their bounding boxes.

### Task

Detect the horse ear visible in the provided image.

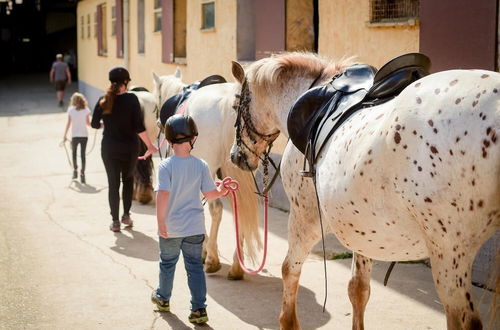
[152,72,161,87]
[232,61,245,84]
[174,67,182,78]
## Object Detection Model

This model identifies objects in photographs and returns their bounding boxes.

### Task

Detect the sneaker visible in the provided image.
[121,214,133,227]
[109,221,120,232]
[151,291,170,312]
[188,308,208,324]
[72,170,77,180]
[80,173,86,184]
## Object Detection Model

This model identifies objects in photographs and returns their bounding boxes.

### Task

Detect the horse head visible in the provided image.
[230,53,349,171]
[152,69,185,108]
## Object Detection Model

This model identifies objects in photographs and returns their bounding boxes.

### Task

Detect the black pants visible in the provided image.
[71,137,88,172]
[102,150,137,222]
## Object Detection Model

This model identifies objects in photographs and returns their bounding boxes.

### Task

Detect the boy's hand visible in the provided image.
[158,226,168,239]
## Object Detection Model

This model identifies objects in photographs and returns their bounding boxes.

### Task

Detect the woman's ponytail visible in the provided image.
[99,82,121,115]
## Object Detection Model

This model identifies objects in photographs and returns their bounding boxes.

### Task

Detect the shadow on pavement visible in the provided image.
[156,311,214,329]
[68,181,106,194]
[131,200,156,216]
[110,228,159,261]
[206,264,330,330]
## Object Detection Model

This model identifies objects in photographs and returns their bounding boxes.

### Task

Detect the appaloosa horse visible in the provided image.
[150,70,262,279]
[229,52,499,329]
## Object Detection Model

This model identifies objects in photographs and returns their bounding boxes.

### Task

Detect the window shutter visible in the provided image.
[162,0,174,63]
[116,0,124,58]
[97,4,103,56]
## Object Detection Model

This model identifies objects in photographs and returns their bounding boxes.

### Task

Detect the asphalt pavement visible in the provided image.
[0,73,496,330]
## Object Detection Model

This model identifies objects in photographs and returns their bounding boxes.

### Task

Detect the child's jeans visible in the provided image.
[157,234,207,311]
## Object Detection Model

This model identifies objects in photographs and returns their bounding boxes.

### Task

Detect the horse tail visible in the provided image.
[220,159,262,261]
[134,140,154,204]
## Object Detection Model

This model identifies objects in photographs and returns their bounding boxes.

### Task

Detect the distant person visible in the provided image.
[91,67,157,232]
[50,53,71,107]
[151,114,229,325]
[63,93,91,183]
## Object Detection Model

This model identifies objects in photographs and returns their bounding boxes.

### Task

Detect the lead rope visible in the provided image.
[216,177,269,274]
[59,128,98,169]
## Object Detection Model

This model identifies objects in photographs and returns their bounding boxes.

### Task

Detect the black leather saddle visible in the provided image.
[159,74,226,127]
[287,53,431,176]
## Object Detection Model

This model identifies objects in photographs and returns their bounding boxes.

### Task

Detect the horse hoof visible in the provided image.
[205,263,222,273]
[227,272,244,281]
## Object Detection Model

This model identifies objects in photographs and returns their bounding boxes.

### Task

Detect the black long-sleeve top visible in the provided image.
[91,93,146,154]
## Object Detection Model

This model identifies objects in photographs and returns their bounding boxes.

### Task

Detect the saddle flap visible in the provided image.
[287,84,338,154]
[160,94,182,127]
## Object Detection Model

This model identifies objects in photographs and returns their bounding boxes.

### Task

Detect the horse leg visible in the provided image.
[428,245,483,330]
[348,253,373,330]
[204,198,223,273]
[279,207,321,330]
[228,243,244,280]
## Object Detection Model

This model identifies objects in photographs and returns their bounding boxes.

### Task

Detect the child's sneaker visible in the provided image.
[151,291,170,312]
[188,308,208,324]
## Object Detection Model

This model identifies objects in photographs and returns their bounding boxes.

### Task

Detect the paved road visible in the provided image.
[0,74,496,329]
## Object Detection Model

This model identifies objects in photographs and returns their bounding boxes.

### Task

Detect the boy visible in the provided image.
[151,114,228,324]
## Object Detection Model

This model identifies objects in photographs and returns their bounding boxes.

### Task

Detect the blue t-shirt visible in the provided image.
[155,155,216,237]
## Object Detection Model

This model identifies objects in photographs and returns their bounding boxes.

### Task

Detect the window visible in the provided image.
[162,0,187,63]
[154,0,162,32]
[369,0,419,23]
[97,4,108,56]
[111,5,116,36]
[138,0,145,54]
[201,2,214,30]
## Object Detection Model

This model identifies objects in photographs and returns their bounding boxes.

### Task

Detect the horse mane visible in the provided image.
[246,52,354,96]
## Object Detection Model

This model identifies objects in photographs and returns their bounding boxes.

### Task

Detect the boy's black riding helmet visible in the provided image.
[165,114,198,144]
[109,66,131,84]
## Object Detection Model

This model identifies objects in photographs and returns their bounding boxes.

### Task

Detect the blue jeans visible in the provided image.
[156,234,206,310]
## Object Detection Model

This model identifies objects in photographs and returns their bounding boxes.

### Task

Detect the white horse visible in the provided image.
[150,69,261,279]
[229,52,499,329]
[128,89,158,204]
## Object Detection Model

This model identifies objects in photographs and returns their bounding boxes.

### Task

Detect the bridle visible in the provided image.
[233,77,280,159]
[232,77,281,195]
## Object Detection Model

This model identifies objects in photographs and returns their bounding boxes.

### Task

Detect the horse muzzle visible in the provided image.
[230,147,256,171]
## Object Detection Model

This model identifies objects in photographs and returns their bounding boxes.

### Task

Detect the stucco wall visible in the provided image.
[77,0,238,95]
[318,0,419,67]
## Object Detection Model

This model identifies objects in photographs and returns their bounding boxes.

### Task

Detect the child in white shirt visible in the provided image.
[63,92,91,183]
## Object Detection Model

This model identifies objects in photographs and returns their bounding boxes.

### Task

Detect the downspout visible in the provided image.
[123,0,129,69]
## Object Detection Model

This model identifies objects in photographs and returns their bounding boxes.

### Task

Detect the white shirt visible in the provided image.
[67,106,91,137]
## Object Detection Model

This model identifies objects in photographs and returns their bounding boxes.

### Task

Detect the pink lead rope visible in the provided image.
[216,177,269,274]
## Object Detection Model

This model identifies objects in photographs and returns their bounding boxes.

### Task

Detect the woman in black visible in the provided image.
[91,67,157,232]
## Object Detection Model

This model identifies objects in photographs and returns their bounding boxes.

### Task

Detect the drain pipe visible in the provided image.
[123,0,130,69]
